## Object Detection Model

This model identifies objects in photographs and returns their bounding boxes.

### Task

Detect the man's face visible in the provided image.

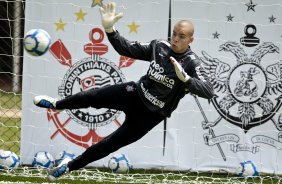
[171,22,194,53]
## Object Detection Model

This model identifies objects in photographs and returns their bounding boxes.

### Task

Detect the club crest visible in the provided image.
[201,25,282,131]
[47,28,126,148]
[58,57,125,128]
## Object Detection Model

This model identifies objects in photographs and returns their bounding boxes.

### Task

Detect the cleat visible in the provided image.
[47,164,68,181]
[47,157,72,181]
[33,95,57,109]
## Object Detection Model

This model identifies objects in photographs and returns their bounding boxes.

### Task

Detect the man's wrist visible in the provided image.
[104,26,116,33]
[179,69,190,82]
[184,74,190,82]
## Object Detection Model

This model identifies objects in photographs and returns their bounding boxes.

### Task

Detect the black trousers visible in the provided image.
[56,81,165,171]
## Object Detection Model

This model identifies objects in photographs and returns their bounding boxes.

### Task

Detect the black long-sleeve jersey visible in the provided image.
[107,31,214,117]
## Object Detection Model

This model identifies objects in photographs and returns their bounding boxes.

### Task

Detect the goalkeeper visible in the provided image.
[34,2,214,180]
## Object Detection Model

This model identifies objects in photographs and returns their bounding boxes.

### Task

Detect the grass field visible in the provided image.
[0,117,21,155]
[0,167,280,184]
[0,91,22,110]
[0,91,21,155]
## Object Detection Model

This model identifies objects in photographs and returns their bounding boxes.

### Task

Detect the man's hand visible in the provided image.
[170,56,190,82]
[99,2,123,33]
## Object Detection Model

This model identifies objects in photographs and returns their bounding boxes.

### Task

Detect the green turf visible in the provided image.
[0,91,22,110]
[0,168,280,184]
[0,91,21,155]
[0,117,21,155]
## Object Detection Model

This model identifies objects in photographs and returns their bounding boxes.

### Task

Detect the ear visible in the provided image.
[190,36,194,43]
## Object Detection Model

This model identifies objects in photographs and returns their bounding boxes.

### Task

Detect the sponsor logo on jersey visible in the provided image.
[148,60,175,88]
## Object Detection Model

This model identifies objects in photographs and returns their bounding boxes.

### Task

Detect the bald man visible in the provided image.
[34,2,214,180]
[171,20,194,53]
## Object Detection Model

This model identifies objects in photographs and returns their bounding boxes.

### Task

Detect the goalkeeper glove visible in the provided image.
[170,56,190,82]
[99,2,123,33]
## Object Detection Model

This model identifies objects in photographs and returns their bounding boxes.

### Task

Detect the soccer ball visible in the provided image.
[24,29,51,56]
[237,160,259,177]
[108,153,132,173]
[0,150,19,169]
[32,151,54,168]
[54,151,75,167]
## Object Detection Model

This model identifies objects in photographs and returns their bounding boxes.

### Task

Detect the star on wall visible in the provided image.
[212,31,220,39]
[226,13,234,21]
[269,15,276,23]
[245,0,257,12]
[75,8,87,21]
[55,18,67,31]
[127,21,140,33]
[91,0,103,7]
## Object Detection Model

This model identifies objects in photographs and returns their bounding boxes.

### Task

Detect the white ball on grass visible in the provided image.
[0,150,19,169]
[32,151,54,168]
[108,153,132,173]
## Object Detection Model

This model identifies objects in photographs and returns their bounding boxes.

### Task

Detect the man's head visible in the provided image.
[171,20,194,53]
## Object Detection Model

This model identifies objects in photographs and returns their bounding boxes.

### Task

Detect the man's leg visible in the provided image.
[67,109,165,171]
[67,118,145,171]
[47,117,148,180]
[34,82,137,111]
